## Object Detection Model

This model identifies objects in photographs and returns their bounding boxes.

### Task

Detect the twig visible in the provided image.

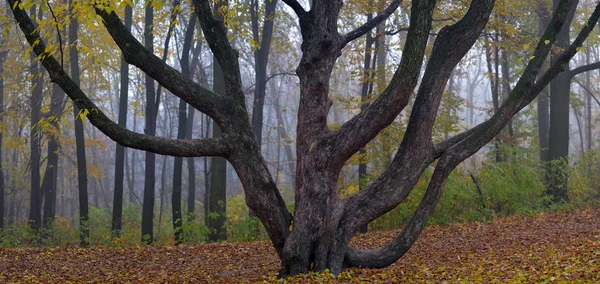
[46,0,64,68]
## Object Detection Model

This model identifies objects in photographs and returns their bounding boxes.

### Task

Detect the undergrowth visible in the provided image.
[1,148,599,247]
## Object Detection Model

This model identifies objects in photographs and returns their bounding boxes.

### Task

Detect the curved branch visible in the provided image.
[282,0,307,17]
[9,0,231,158]
[568,61,600,79]
[344,154,457,268]
[88,6,228,126]
[344,0,402,44]
[573,78,600,107]
[329,0,435,169]
[435,0,599,159]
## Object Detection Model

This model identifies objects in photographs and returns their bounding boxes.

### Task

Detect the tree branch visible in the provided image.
[329,0,435,169]
[90,4,229,125]
[8,0,232,158]
[568,61,600,79]
[344,153,456,268]
[281,0,307,17]
[435,0,599,159]
[572,78,600,107]
[191,0,246,105]
[344,0,402,44]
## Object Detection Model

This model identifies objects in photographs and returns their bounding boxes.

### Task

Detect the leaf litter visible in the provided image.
[0,206,598,283]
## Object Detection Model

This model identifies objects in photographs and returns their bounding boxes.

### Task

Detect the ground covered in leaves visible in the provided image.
[1,207,599,283]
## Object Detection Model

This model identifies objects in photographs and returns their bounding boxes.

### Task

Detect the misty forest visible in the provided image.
[0,0,599,281]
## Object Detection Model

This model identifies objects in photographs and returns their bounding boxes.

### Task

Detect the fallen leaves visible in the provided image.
[0,206,599,283]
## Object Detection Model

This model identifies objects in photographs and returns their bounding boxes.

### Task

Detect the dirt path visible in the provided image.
[1,207,598,283]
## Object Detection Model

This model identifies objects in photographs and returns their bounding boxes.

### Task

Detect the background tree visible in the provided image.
[111,3,133,237]
[69,0,89,246]
[27,5,43,231]
[141,0,157,244]
[0,5,7,230]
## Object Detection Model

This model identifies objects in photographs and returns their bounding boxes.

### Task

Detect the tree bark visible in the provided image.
[547,0,578,203]
[10,0,598,276]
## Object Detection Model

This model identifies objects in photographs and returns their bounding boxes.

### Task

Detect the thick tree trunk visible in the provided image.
[11,0,597,278]
[547,0,578,203]
[111,3,132,237]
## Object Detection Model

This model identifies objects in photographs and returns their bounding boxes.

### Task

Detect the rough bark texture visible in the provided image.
[10,0,600,277]
[111,4,132,237]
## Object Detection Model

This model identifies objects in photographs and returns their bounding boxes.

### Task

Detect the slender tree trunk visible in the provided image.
[41,81,63,228]
[111,3,133,237]
[537,7,551,162]
[28,5,43,231]
[358,15,375,234]
[206,0,228,242]
[208,60,227,242]
[141,1,157,244]
[172,13,196,243]
[186,37,203,219]
[69,0,89,246]
[0,32,6,230]
[584,47,592,152]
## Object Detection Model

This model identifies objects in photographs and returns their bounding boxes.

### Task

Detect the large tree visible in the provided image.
[10,0,600,276]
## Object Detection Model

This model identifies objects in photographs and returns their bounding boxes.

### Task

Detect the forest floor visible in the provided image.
[1,206,599,283]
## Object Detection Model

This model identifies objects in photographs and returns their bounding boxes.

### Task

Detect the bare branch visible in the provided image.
[568,61,600,79]
[282,0,307,17]
[344,0,402,44]
[329,0,435,169]
[572,78,600,107]
[435,0,600,159]
[91,5,229,124]
[8,0,231,158]
[191,0,246,105]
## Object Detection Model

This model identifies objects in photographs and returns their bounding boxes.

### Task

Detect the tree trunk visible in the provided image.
[358,14,375,234]
[41,81,64,228]
[186,36,203,219]
[584,47,592,152]
[547,0,578,203]
[28,5,43,231]
[0,31,6,230]
[208,59,227,242]
[141,1,157,244]
[111,3,133,237]
[10,0,595,277]
[68,1,89,246]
